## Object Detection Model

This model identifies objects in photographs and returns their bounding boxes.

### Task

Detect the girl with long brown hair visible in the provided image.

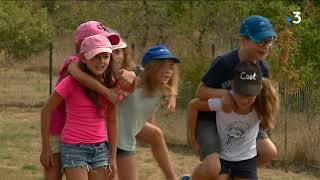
[41,35,118,180]
[184,61,279,180]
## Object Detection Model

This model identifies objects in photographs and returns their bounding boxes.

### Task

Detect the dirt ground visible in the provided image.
[0,107,318,180]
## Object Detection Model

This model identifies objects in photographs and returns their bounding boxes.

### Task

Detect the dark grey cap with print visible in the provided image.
[233,61,263,96]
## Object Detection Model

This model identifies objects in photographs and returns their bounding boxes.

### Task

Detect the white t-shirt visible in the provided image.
[208,98,260,162]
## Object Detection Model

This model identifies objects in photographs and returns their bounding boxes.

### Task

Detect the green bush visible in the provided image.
[0,2,54,59]
[1,0,319,96]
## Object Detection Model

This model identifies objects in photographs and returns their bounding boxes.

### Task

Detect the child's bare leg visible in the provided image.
[44,153,62,180]
[136,122,178,180]
[256,138,277,166]
[216,174,229,180]
[116,154,138,180]
[88,167,108,180]
[65,167,88,180]
[190,153,220,180]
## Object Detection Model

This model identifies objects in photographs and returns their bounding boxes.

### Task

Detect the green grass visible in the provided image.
[0,67,51,106]
[0,108,42,179]
[0,107,318,180]
[0,50,319,178]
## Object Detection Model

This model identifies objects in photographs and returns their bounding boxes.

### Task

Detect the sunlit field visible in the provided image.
[0,107,318,180]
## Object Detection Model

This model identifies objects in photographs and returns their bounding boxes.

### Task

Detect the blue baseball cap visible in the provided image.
[142,44,180,66]
[240,15,277,43]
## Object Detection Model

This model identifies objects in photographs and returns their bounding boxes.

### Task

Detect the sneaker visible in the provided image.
[179,174,191,180]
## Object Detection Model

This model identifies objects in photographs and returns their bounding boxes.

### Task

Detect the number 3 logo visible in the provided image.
[293,11,301,24]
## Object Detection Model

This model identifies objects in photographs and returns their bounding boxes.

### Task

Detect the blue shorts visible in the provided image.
[220,156,257,179]
[60,142,109,171]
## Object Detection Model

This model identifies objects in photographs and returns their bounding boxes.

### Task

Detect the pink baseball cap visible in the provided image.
[80,34,112,60]
[74,21,120,45]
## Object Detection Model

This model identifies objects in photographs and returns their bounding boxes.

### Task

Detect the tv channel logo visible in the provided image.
[287,11,301,24]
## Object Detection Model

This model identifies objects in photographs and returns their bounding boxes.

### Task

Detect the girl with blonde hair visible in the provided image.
[116,44,180,180]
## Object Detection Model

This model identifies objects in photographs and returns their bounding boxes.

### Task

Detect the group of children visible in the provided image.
[40,15,280,180]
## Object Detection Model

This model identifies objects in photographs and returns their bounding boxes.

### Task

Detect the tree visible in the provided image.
[0,1,54,59]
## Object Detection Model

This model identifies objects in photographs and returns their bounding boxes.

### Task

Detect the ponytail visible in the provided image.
[255,79,280,129]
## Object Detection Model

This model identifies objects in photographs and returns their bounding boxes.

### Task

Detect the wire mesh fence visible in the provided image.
[0,43,58,107]
[274,83,320,168]
[0,58,51,107]
[159,82,320,169]
[0,44,319,169]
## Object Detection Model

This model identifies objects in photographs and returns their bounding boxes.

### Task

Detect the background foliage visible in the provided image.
[2,0,319,105]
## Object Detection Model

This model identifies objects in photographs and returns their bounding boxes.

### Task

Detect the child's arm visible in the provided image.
[67,61,119,103]
[187,98,211,154]
[196,83,233,113]
[163,87,178,114]
[165,95,176,114]
[195,83,229,100]
[40,92,63,169]
[116,69,137,92]
[117,64,144,92]
[106,104,118,178]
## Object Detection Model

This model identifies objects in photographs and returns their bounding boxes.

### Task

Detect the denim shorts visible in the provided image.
[60,142,109,171]
[220,156,257,179]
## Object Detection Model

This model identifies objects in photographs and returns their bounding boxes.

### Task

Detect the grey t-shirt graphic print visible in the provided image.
[224,121,250,149]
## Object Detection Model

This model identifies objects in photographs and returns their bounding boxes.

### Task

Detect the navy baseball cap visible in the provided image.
[240,15,277,43]
[233,61,262,96]
[142,44,180,66]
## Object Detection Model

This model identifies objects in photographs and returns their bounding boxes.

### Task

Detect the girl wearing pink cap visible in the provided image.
[41,35,118,180]
[41,21,135,180]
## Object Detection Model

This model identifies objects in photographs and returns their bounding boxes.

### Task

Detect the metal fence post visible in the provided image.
[284,82,288,172]
[49,42,53,95]
[131,42,135,60]
[211,43,215,57]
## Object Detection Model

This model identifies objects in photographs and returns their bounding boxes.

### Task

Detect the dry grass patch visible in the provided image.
[0,107,318,179]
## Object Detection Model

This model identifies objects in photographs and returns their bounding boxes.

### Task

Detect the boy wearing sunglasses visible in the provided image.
[186,15,277,180]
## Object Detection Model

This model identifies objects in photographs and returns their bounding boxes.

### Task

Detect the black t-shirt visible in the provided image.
[198,49,269,122]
